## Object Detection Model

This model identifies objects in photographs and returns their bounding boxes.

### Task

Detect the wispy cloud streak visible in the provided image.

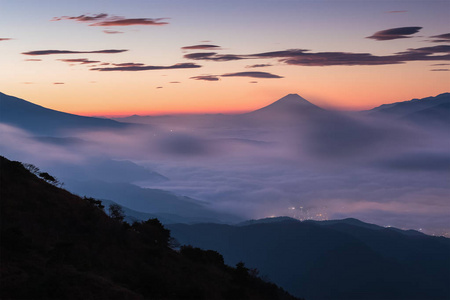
[429,33,450,43]
[52,14,168,26]
[366,26,422,41]
[221,71,283,78]
[58,58,100,64]
[91,62,201,71]
[22,49,128,56]
[182,45,221,50]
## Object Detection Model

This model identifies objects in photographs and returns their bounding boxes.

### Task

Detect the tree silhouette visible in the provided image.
[132,218,171,247]
[108,204,125,222]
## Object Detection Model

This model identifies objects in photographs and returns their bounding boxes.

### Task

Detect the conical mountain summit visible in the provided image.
[247,93,324,118]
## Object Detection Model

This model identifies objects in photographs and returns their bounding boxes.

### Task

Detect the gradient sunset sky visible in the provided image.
[1,0,449,116]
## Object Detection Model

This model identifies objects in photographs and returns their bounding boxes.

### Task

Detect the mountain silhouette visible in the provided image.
[229,93,328,128]
[168,218,450,300]
[0,92,138,135]
[249,94,324,115]
[367,92,450,118]
[402,102,450,128]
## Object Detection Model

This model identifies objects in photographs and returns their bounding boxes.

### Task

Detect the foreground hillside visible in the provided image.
[0,156,300,300]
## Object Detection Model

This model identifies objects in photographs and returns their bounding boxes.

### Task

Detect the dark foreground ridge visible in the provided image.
[0,156,301,300]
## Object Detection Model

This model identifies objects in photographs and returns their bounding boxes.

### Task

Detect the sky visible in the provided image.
[1,0,449,115]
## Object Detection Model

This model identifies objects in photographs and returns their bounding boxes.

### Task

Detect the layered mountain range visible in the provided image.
[1,91,449,299]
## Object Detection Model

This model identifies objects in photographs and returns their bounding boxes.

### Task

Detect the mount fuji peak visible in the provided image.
[243,94,325,124]
[251,94,324,115]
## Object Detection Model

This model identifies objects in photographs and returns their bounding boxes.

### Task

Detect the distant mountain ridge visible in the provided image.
[367,92,450,116]
[0,92,138,135]
[168,217,450,300]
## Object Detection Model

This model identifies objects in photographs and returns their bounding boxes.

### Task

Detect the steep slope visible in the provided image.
[0,92,137,135]
[0,156,300,300]
[168,219,450,300]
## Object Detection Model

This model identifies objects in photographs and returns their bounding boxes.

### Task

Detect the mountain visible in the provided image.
[0,92,138,136]
[237,216,300,226]
[367,92,450,118]
[168,218,450,300]
[64,179,241,224]
[248,94,324,116]
[100,199,237,225]
[402,102,450,128]
[0,155,300,300]
[54,157,169,184]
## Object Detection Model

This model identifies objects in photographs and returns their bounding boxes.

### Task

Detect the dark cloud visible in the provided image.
[249,49,309,58]
[91,62,201,71]
[53,82,65,85]
[221,72,283,79]
[24,59,42,61]
[366,26,422,41]
[386,10,407,13]
[91,18,168,27]
[52,14,168,27]
[249,81,258,83]
[190,75,220,81]
[398,45,450,54]
[182,44,221,50]
[22,49,128,56]
[52,13,108,22]
[170,81,181,84]
[103,30,124,34]
[431,69,449,71]
[395,45,450,63]
[0,38,12,41]
[189,49,391,66]
[112,62,145,67]
[246,64,273,68]
[184,52,217,59]
[184,52,245,61]
[431,63,450,66]
[184,46,450,67]
[58,58,100,64]
[190,71,282,80]
[429,33,450,43]
[276,51,402,66]
[156,86,163,89]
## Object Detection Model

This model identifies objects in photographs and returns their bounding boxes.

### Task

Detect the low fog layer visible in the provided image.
[1,93,449,235]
